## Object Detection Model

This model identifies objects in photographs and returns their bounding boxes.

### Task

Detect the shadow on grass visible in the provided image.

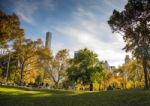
[0,86,150,106]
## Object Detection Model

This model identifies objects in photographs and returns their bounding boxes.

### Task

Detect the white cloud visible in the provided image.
[13,0,55,25]
[103,0,127,11]
[54,6,129,67]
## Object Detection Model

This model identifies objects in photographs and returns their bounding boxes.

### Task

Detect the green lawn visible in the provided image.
[0,86,150,106]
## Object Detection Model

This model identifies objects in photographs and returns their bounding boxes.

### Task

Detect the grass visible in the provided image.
[0,86,150,106]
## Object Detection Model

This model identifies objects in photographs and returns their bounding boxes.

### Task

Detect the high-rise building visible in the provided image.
[125,55,130,64]
[45,32,52,49]
[103,60,115,72]
[104,60,110,70]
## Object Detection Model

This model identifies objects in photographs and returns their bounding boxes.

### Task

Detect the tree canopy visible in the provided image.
[0,11,24,47]
[108,0,150,89]
[67,48,104,91]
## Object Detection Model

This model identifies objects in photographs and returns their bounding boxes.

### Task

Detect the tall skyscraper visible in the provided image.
[125,55,130,64]
[104,60,110,70]
[45,32,52,49]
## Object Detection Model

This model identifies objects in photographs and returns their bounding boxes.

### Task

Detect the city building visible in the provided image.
[125,55,130,64]
[45,32,52,49]
[103,60,115,72]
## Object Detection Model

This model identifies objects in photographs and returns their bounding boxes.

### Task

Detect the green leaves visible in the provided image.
[67,48,104,85]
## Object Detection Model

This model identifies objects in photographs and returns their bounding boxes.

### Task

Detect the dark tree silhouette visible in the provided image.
[108,0,150,89]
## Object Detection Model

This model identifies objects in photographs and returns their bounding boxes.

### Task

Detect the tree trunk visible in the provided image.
[54,81,59,89]
[99,83,101,91]
[89,83,93,91]
[142,59,149,89]
[133,80,136,88]
[5,54,11,84]
[20,63,24,86]
[148,73,150,88]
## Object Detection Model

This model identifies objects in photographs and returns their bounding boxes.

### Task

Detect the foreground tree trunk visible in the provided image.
[142,59,149,89]
[89,83,93,91]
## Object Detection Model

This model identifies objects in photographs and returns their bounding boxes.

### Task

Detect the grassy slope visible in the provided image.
[0,86,150,106]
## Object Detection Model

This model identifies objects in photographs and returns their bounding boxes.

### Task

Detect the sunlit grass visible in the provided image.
[0,87,41,95]
[0,86,84,97]
[0,86,150,106]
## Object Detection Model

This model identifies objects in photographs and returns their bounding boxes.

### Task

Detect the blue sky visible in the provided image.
[0,0,130,67]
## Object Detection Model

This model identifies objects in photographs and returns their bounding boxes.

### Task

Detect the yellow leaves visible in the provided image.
[23,56,40,84]
[43,78,53,86]
[112,59,145,88]
[23,69,38,84]
[0,11,24,45]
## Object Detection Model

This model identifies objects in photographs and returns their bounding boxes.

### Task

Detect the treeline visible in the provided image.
[1,0,150,91]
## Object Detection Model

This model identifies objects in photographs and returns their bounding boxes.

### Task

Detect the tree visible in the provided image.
[36,47,52,84]
[0,10,24,84]
[0,10,24,47]
[91,70,106,91]
[108,0,150,89]
[126,59,143,88]
[114,59,144,89]
[13,38,43,85]
[0,53,19,84]
[67,48,104,91]
[48,49,69,88]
